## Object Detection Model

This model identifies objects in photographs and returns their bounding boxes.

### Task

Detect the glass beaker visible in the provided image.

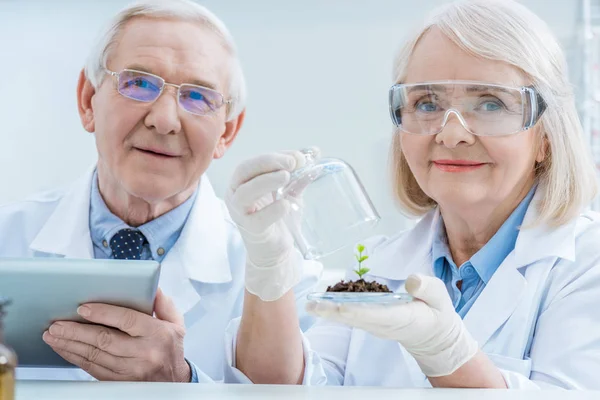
[0,298,16,400]
[278,148,380,260]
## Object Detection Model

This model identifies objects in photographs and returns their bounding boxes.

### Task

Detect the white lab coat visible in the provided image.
[0,167,322,382]
[226,189,600,389]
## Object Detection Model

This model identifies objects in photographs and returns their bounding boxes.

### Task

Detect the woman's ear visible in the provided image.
[535,130,549,163]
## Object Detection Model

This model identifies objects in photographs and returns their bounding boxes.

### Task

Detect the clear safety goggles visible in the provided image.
[388,80,546,136]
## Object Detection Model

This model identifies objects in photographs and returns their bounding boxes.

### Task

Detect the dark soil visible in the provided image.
[326,279,392,293]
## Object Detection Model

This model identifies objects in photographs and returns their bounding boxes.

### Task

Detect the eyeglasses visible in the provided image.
[388,80,547,136]
[104,68,232,116]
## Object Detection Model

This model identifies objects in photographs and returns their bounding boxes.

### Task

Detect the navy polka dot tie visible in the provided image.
[109,228,147,260]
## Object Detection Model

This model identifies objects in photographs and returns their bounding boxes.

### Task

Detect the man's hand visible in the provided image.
[42,288,191,382]
[225,149,316,302]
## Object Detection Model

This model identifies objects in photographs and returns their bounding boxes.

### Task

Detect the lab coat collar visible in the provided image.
[167,174,232,284]
[156,175,233,315]
[366,186,579,348]
[366,211,438,280]
[512,188,577,266]
[29,166,96,259]
[367,186,577,281]
[29,167,232,284]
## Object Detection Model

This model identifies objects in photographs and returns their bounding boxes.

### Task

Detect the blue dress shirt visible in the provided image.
[432,186,536,318]
[88,170,201,382]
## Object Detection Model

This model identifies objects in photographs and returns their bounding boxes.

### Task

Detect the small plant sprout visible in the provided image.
[326,242,391,293]
[354,243,370,279]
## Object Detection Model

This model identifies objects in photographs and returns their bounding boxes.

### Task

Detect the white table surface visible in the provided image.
[14,381,600,400]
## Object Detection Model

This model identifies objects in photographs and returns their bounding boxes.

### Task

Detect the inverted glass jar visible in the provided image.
[277,148,380,260]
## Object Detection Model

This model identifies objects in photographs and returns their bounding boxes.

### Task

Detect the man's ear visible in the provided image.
[77,68,96,133]
[213,108,246,159]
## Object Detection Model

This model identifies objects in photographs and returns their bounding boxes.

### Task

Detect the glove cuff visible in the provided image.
[244,250,303,302]
[413,316,480,377]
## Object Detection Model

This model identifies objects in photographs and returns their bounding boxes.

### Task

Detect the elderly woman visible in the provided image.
[223,0,600,389]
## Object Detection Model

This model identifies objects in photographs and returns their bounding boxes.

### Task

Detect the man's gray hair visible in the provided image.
[84,0,246,120]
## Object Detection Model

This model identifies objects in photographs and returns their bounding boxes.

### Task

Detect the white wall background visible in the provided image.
[0,0,585,277]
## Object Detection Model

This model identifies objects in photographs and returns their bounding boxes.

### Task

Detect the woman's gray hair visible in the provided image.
[84,0,246,121]
[391,0,598,226]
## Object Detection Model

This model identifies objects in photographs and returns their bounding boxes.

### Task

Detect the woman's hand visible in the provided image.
[307,274,479,377]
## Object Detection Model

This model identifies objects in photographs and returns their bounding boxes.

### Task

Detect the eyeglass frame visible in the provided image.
[104,68,233,116]
[388,80,547,136]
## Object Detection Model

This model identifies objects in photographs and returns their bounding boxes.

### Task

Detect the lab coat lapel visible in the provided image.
[462,254,527,347]
[29,167,95,259]
[463,190,577,347]
[29,170,233,317]
[366,188,578,349]
[158,175,233,317]
[366,210,439,281]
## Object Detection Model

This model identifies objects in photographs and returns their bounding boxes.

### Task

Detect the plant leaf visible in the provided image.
[356,244,365,253]
[358,255,369,262]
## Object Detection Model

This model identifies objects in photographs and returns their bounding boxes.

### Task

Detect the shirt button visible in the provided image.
[464,266,476,277]
[102,240,108,248]
[157,248,165,256]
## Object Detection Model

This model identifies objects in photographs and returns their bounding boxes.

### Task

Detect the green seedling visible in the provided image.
[353,243,370,279]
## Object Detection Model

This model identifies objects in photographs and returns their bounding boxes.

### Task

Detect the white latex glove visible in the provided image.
[225,149,317,302]
[306,274,479,377]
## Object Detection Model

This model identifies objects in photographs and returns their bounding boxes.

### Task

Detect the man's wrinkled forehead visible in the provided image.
[106,17,232,88]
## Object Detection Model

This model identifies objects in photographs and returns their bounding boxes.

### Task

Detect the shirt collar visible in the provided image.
[89,172,127,257]
[89,170,197,261]
[137,191,197,262]
[470,185,536,282]
[432,217,451,277]
[431,185,537,283]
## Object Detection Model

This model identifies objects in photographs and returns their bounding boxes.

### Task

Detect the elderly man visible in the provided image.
[0,0,320,383]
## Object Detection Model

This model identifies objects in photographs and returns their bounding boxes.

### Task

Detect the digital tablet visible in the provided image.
[0,258,160,368]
